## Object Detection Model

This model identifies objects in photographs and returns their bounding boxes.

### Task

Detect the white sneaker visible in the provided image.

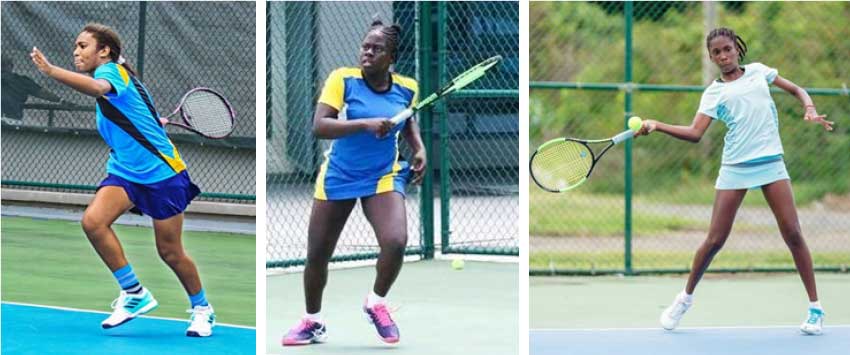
[187,304,216,337]
[101,288,159,329]
[660,293,692,330]
[800,308,824,335]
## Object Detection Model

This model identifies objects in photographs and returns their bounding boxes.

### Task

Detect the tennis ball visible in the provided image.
[628,116,643,131]
[451,258,465,270]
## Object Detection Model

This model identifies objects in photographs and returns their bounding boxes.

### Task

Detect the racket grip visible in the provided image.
[389,108,414,125]
[612,130,635,145]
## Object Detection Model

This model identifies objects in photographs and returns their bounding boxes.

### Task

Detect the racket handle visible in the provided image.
[389,108,414,125]
[612,130,635,145]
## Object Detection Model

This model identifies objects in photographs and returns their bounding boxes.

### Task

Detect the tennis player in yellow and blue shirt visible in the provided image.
[30,23,215,337]
[634,27,833,335]
[283,20,426,347]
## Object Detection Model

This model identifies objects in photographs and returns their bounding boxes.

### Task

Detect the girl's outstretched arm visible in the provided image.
[772,75,833,131]
[30,47,111,98]
[635,112,713,143]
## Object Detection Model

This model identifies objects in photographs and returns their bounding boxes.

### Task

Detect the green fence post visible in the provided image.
[437,2,450,254]
[265,1,272,138]
[623,1,634,275]
[419,2,435,259]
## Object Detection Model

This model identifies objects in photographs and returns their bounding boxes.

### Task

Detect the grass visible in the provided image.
[1,216,256,326]
[530,181,847,237]
[530,250,850,271]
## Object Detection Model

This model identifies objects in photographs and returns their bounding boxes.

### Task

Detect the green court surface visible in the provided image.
[1,216,256,326]
[531,273,850,329]
[267,260,518,355]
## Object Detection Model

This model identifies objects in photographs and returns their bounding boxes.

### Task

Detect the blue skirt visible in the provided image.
[98,171,201,219]
[314,160,412,201]
[715,158,790,190]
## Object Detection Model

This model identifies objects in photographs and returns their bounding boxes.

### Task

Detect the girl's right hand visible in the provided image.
[361,118,393,137]
[804,107,833,131]
[635,119,658,137]
[30,47,54,76]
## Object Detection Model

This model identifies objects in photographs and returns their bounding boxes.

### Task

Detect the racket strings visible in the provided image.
[531,141,593,190]
[181,91,234,138]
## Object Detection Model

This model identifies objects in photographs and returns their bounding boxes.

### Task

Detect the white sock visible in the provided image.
[679,290,693,304]
[366,290,386,307]
[304,312,322,322]
[809,301,822,310]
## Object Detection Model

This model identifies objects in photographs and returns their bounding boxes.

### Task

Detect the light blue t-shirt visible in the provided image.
[94,62,186,184]
[698,62,783,165]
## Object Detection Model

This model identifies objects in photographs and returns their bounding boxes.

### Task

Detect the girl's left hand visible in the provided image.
[30,47,55,76]
[804,107,833,131]
[410,149,427,185]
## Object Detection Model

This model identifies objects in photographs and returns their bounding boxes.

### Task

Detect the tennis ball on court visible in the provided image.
[628,116,643,131]
[451,258,465,270]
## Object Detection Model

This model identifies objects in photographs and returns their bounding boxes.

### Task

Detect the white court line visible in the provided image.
[531,324,850,332]
[2,301,255,330]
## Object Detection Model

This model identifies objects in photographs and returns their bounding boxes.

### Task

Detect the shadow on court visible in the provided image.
[530,273,850,355]
[267,260,518,355]
[1,303,255,355]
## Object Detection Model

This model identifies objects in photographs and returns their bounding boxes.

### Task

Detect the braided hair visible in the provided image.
[706,27,748,62]
[367,19,401,62]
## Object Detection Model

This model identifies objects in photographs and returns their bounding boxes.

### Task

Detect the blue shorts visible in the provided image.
[314,160,411,200]
[98,171,201,220]
[715,158,790,190]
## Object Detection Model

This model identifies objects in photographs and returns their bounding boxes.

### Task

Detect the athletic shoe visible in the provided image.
[363,303,399,344]
[660,293,692,330]
[282,318,328,346]
[186,304,216,337]
[800,308,824,335]
[101,287,159,329]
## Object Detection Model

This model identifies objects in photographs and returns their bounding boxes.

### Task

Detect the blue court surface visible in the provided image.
[1,302,255,355]
[531,325,850,355]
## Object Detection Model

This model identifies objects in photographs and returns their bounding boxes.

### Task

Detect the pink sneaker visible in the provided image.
[363,303,400,344]
[282,318,327,346]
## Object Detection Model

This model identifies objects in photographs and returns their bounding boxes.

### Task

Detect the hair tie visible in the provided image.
[117,55,126,64]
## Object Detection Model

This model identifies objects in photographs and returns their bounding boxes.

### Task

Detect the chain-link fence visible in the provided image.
[530,1,850,274]
[267,1,518,268]
[1,1,256,201]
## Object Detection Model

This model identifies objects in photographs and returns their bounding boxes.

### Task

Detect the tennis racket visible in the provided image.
[530,129,637,193]
[389,55,502,125]
[159,88,235,139]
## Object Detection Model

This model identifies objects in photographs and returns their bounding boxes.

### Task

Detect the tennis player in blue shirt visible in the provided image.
[30,23,215,337]
[283,19,426,346]
[634,28,833,335]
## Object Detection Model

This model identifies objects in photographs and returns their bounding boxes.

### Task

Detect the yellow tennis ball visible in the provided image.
[628,116,643,131]
[451,258,465,270]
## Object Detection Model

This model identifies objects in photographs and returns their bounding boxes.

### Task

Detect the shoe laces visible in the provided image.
[187,306,213,323]
[293,318,317,333]
[670,301,690,318]
[806,310,822,325]
[369,304,395,327]
[109,291,129,310]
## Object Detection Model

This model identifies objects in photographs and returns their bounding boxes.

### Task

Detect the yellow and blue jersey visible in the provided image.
[314,67,418,200]
[94,62,186,184]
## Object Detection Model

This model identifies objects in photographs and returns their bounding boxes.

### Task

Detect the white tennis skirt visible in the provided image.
[715,158,790,190]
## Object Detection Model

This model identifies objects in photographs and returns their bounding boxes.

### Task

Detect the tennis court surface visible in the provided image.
[531,273,850,355]
[267,260,518,355]
[2,303,255,355]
